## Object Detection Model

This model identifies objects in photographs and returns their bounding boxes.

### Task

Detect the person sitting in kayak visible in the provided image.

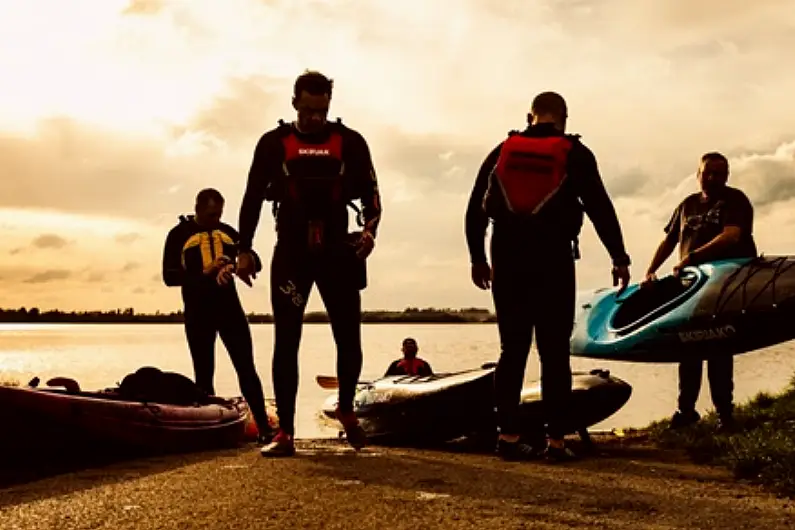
[384,337,433,377]
[642,152,756,433]
[466,91,631,462]
[161,188,274,444]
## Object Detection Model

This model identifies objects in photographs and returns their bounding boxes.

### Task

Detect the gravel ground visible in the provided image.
[1,435,793,530]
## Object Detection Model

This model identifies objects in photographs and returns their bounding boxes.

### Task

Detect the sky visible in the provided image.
[1,0,795,314]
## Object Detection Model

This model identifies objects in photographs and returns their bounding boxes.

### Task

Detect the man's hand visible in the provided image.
[673,252,693,277]
[639,272,658,289]
[471,262,492,290]
[355,230,375,259]
[612,264,630,295]
[236,251,256,286]
[204,255,231,275]
[216,263,235,286]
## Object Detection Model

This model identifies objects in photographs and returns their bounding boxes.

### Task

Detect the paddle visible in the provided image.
[315,375,373,390]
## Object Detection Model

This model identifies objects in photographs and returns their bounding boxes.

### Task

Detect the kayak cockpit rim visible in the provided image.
[605,265,711,336]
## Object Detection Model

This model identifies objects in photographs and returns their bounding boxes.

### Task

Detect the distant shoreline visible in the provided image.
[0,307,497,324]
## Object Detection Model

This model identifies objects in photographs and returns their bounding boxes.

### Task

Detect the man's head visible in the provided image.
[527,91,568,132]
[292,70,333,134]
[194,188,224,228]
[401,337,418,358]
[697,152,729,198]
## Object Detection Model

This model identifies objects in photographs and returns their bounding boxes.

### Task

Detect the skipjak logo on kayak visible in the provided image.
[678,324,737,343]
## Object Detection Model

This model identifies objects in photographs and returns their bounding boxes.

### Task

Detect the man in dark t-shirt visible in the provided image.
[642,151,757,432]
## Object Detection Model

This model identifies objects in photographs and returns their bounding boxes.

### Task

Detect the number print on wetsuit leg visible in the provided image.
[279,280,304,307]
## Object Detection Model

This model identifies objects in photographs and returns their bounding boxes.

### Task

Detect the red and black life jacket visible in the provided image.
[269,119,365,228]
[396,358,429,376]
[281,124,345,208]
[491,133,574,215]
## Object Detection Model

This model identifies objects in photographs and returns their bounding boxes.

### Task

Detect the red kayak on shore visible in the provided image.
[0,374,257,453]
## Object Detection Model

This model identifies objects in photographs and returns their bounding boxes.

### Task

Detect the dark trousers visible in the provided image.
[677,356,734,417]
[184,293,270,432]
[270,241,364,436]
[491,241,576,440]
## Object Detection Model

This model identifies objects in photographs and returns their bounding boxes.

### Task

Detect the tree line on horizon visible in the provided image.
[0,306,497,324]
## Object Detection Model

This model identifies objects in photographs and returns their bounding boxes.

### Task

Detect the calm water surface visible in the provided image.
[1,323,794,439]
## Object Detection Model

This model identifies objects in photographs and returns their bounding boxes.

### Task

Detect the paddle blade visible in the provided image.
[316,375,372,389]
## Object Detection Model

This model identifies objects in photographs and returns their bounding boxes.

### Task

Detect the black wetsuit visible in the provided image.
[162,215,271,432]
[238,119,382,436]
[465,123,630,439]
[664,186,757,419]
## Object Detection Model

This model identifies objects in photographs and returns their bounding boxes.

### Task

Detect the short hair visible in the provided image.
[701,152,728,165]
[196,188,224,208]
[531,91,568,119]
[402,337,417,345]
[294,70,334,99]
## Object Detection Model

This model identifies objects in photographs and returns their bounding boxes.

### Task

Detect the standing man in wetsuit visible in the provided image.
[162,188,274,443]
[384,337,433,377]
[235,70,382,457]
[465,92,631,462]
[642,152,756,433]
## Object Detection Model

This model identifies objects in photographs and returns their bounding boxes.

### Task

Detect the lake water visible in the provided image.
[1,323,794,439]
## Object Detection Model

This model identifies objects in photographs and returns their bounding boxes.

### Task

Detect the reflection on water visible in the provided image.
[1,323,794,439]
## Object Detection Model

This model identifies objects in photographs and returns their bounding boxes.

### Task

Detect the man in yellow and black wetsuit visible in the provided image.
[162,188,274,443]
[235,70,382,457]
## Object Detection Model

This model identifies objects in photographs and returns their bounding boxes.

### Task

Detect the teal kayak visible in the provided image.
[570,255,795,363]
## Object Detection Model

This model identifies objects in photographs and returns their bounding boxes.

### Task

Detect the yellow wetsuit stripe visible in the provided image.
[182,232,214,273]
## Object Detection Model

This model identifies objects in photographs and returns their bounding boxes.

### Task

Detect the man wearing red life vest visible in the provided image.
[235,70,382,457]
[384,337,434,377]
[465,91,631,461]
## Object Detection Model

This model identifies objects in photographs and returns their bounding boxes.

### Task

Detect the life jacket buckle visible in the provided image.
[307,220,324,251]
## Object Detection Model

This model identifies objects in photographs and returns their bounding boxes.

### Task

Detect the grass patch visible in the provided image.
[647,375,795,497]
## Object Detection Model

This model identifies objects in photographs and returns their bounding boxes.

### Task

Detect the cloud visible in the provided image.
[606,170,651,200]
[87,272,105,283]
[23,270,71,284]
[185,75,283,148]
[0,117,243,221]
[121,0,164,16]
[728,142,795,209]
[5,234,71,254]
[31,234,70,250]
[114,232,141,245]
[121,261,141,273]
[1,0,795,313]
[368,130,491,205]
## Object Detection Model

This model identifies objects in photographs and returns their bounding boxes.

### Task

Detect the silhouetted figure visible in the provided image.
[162,188,273,442]
[466,91,631,462]
[384,337,433,377]
[642,152,756,433]
[236,70,382,457]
